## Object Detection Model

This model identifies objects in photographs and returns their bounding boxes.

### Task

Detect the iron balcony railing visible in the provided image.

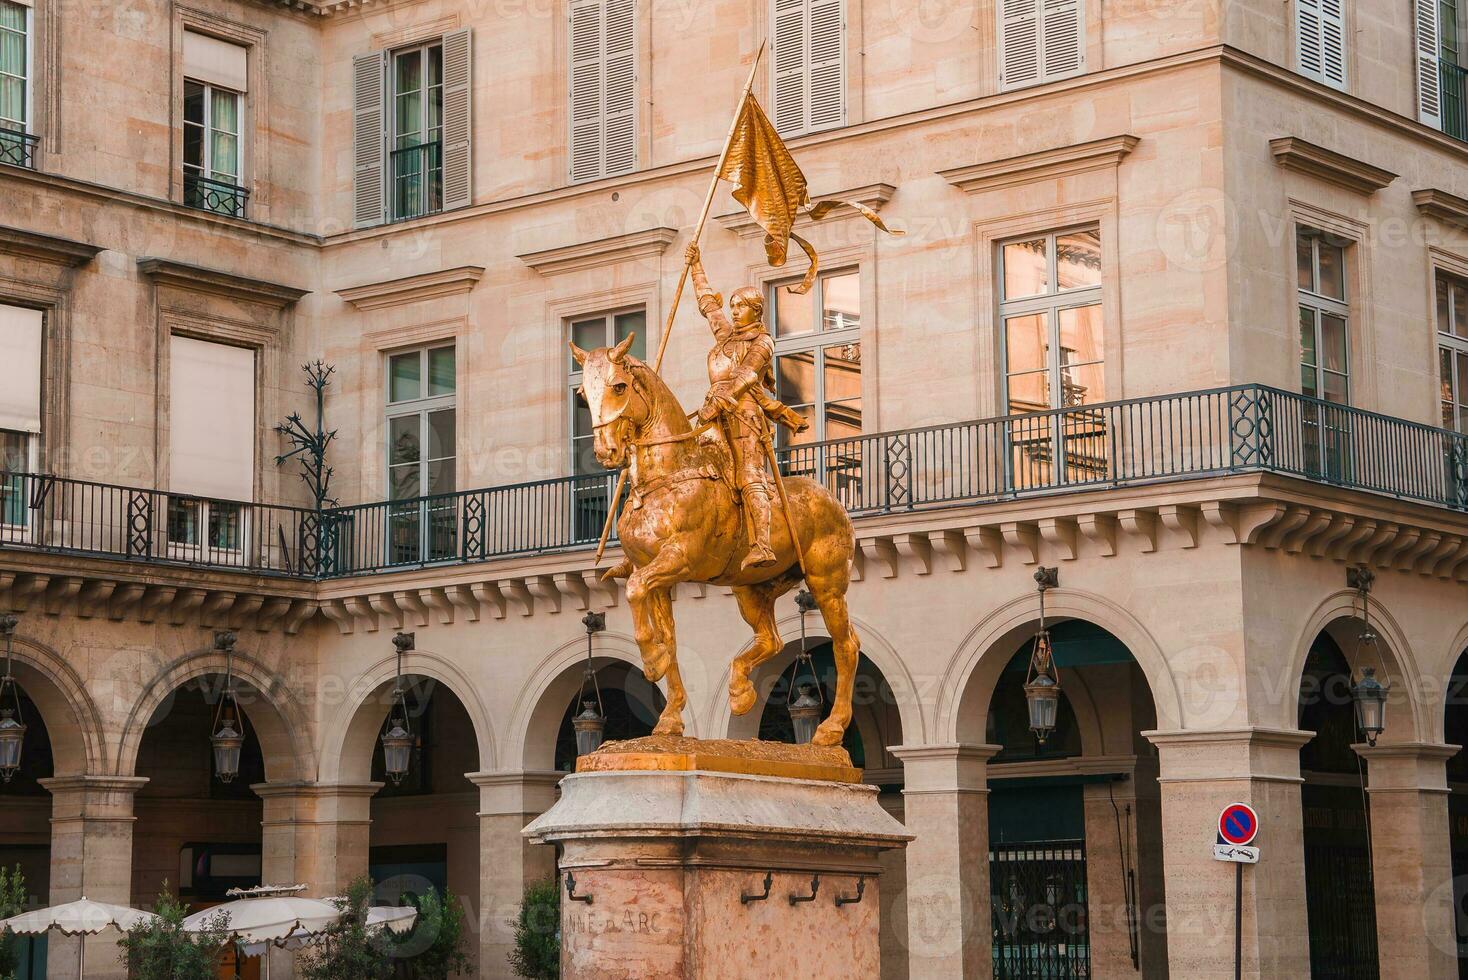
[0,127,39,170]
[390,141,442,222]
[183,172,250,219]
[1443,60,1468,143]
[1,385,1465,578]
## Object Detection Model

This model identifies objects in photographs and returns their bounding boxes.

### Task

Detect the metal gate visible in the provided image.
[1303,841,1379,979]
[991,839,1091,979]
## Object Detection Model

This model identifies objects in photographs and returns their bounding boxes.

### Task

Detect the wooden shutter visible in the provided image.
[772,0,844,135]
[352,51,387,228]
[807,0,844,130]
[773,0,809,133]
[1040,0,1084,79]
[1416,0,1443,128]
[999,0,1041,90]
[1296,0,1347,90]
[441,29,473,210]
[568,0,636,182]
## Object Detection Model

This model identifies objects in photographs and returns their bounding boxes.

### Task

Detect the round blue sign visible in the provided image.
[1218,802,1259,846]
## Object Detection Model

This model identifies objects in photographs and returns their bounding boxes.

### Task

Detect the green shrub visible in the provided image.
[298,877,393,980]
[0,864,25,980]
[397,889,471,977]
[118,885,229,980]
[508,878,559,980]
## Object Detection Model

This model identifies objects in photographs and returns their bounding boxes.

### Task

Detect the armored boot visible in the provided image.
[741,484,778,569]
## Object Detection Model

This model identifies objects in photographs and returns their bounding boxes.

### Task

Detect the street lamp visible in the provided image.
[1347,566,1389,747]
[574,612,607,757]
[210,631,244,783]
[381,632,416,785]
[0,614,23,783]
[785,590,824,744]
[1023,568,1062,744]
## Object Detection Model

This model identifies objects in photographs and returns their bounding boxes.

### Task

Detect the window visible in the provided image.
[998,0,1085,91]
[168,336,255,560]
[1296,0,1346,91]
[0,303,41,531]
[1296,229,1351,477]
[0,0,34,168]
[568,310,643,540]
[998,229,1105,488]
[386,344,456,563]
[1423,0,1467,137]
[1437,271,1468,433]
[182,31,248,217]
[771,0,844,135]
[352,30,472,228]
[569,0,636,181]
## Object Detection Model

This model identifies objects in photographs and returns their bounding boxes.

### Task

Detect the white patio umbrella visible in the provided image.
[236,904,419,957]
[182,886,342,980]
[0,896,158,979]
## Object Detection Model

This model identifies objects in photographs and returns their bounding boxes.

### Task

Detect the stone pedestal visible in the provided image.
[523,765,909,980]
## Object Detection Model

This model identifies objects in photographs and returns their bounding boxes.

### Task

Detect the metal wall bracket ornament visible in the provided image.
[740,872,773,905]
[788,875,820,906]
[565,871,593,904]
[834,876,866,907]
[275,361,339,510]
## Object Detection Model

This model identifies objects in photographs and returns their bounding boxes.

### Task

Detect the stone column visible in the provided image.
[890,743,1000,979]
[468,770,561,976]
[253,781,383,896]
[1356,742,1460,980]
[39,774,148,980]
[1145,728,1312,979]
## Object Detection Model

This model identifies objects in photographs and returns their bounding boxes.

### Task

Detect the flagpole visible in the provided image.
[595,41,766,563]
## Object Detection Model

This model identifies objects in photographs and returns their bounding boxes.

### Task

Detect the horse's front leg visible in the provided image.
[626,542,691,736]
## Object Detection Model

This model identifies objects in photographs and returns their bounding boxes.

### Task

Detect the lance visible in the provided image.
[595,41,766,562]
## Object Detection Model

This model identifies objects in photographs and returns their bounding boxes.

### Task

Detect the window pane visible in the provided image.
[184,81,205,127]
[1299,308,1317,367]
[1317,241,1346,300]
[614,311,647,360]
[0,76,20,127]
[822,273,861,331]
[777,349,817,405]
[211,132,238,181]
[428,43,443,88]
[1455,280,1468,339]
[389,462,419,501]
[427,409,455,460]
[824,399,861,440]
[389,352,420,402]
[1296,233,1314,292]
[0,430,24,470]
[1322,370,1347,404]
[822,342,861,403]
[428,346,455,395]
[168,499,202,546]
[183,122,204,170]
[389,415,420,465]
[426,457,454,495]
[574,398,593,440]
[572,435,600,475]
[1007,371,1050,414]
[209,503,241,550]
[1301,364,1318,398]
[1438,275,1453,336]
[1444,399,1455,430]
[571,317,606,368]
[1320,314,1347,373]
[1062,361,1105,406]
[1003,239,1048,299]
[1058,304,1103,364]
[395,49,422,94]
[1459,351,1468,406]
[211,90,239,135]
[1004,314,1047,375]
[1056,229,1102,290]
[775,283,815,337]
[781,405,817,447]
[0,2,24,33]
[1441,346,1454,405]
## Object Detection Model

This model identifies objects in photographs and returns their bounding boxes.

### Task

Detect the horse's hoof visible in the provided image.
[652,719,684,738]
[811,720,844,747]
[729,680,757,716]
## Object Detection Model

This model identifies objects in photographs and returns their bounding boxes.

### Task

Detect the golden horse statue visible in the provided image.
[571,333,859,747]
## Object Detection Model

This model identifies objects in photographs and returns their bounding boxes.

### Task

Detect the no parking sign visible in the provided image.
[1213,802,1260,863]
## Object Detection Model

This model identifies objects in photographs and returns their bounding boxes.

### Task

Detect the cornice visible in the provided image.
[137,257,310,307]
[714,182,897,238]
[517,226,678,276]
[1268,136,1398,195]
[1413,188,1468,229]
[0,224,103,267]
[939,135,1141,194]
[335,264,485,311]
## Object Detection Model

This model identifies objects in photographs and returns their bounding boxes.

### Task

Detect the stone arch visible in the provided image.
[1433,620,1468,742]
[1281,590,1426,743]
[320,648,496,784]
[704,611,926,745]
[117,647,313,783]
[937,589,1182,744]
[5,635,108,776]
[508,630,678,770]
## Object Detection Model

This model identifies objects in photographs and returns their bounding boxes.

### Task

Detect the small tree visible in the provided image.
[118,885,229,980]
[508,878,559,980]
[398,889,471,977]
[298,877,393,980]
[0,864,26,980]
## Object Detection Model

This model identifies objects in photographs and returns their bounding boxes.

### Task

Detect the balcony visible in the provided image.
[1,385,1465,580]
[183,173,249,219]
[1443,60,1468,143]
[0,127,38,170]
[390,141,442,222]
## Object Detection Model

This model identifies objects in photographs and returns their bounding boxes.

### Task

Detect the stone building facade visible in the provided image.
[1,0,1467,977]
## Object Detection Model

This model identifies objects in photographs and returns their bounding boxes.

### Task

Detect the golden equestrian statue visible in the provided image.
[578,44,898,750]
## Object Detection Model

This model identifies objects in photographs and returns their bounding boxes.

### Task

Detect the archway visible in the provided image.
[0,675,59,978]
[1445,645,1468,976]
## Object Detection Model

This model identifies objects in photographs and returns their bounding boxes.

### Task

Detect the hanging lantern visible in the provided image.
[575,612,607,757]
[789,685,823,745]
[382,632,416,785]
[209,631,244,784]
[784,591,825,744]
[1347,566,1389,747]
[1023,568,1062,744]
[0,614,22,784]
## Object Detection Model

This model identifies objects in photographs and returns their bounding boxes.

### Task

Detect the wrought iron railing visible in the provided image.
[1,385,1465,578]
[991,839,1091,979]
[183,172,250,219]
[390,141,442,222]
[1443,60,1468,143]
[0,127,39,169]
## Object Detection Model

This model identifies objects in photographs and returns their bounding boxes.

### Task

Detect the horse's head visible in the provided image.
[570,333,646,468]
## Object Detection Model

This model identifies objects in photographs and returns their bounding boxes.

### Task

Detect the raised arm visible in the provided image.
[685,243,730,336]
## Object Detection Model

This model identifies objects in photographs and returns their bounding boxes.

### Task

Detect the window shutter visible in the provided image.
[999,0,1042,90]
[352,51,387,228]
[0,305,42,435]
[569,0,604,181]
[772,0,809,133]
[807,0,844,130]
[1296,0,1347,90]
[1416,0,1443,128]
[603,0,636,176]
[441,29,473,210]
[1041,0,1084,79]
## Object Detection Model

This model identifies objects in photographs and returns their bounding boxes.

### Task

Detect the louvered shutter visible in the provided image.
[352,51,387,228]
[772,0,808,133]
[807,0,844,130]
[999,0,1041,90]
[1296,0,1347,90]
[568,0,637,182]
[1041,0,1084,79]
[1416,0,1443,128]
[569,0,602,182]
[441,29,473,210]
